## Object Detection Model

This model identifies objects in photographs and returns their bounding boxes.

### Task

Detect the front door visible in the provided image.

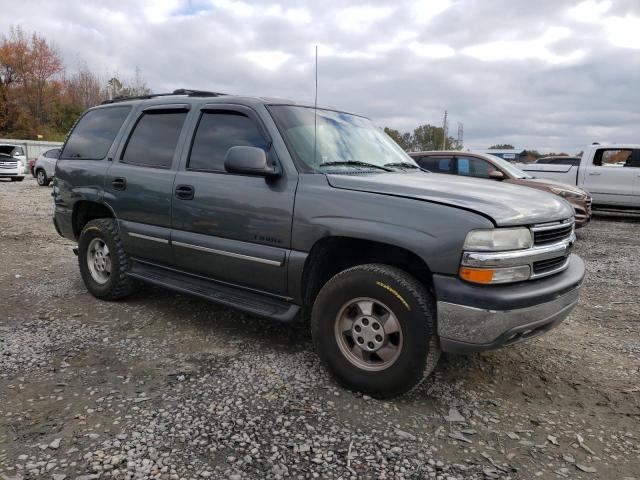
[104,104,190,264]
[171,105,296,296]
[582,148,638,206]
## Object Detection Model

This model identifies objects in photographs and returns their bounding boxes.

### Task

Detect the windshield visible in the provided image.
[269,105,419,172]
[483,153,532,179]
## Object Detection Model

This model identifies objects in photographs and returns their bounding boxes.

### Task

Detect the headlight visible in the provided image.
[549,187,586,200]
[463,227,533,252]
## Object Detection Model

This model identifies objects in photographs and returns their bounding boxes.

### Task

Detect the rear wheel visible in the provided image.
[311,264,439,398]
[36,169,50,186]
[78,219,135,300]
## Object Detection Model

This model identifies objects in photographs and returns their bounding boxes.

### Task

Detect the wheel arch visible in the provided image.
[72,201,116,239]
[299,236,433,313]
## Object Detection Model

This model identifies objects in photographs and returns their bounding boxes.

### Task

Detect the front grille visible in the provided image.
[0,162,18,169]
[533,255,568,275]
[532,221,574,246]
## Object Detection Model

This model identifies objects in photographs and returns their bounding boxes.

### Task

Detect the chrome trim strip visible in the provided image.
[462,233,575,268]
[530,218,575,232]
[128,232,169,244]
[172,241,283,266]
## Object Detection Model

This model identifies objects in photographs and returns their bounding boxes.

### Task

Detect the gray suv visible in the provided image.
[53,89,585,397]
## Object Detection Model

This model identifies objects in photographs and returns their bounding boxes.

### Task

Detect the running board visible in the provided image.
[127,260,300,322]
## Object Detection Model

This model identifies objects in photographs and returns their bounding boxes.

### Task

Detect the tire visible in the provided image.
[36,169,50,186]
[78,218,135,300]
[311,264,440,398]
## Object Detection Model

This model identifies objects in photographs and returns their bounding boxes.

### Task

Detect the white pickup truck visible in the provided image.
[518,144,640,209]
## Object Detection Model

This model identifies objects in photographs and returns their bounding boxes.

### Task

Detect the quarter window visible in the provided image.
[61,106,131,160]
[188,111,269,172]
[121,112,187,168]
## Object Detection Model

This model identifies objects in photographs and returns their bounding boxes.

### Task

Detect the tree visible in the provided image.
[488,144,514,149]
[384,127,413,151]
[413,124,460,151]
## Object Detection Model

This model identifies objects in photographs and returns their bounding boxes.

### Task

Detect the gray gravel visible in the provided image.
[1,178,639,479]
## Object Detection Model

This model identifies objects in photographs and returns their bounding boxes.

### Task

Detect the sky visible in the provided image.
[2,0,639,153]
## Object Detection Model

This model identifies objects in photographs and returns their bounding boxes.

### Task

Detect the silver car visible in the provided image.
[33,148,61,186]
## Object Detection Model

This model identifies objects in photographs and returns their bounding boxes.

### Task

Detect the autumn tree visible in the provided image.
[488,144,514,149]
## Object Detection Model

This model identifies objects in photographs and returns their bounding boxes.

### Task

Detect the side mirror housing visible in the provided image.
[489,169,505,181]
[224,146,280,177]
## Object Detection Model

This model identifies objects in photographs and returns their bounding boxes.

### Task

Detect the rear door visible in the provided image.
[582,148,636,205]
[170,104,296,296]
[104,104,190,264]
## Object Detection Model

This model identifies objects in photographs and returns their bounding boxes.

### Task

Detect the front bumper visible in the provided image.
[434,254,585,353]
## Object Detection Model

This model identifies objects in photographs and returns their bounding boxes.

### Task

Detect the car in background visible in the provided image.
[33,147,61,186]
[0,144,26,180]
[409,151,592,227]
[536,156,581,166]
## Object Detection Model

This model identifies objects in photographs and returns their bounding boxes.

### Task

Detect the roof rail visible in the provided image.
[101,89,227,104]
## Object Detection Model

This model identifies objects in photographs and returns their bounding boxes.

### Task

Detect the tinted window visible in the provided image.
[44,148,61,159]
[457,156,494,178]
[61,106,130,160]
[121,112,187,168]
[416,156,452,173]
[188,111,268,172]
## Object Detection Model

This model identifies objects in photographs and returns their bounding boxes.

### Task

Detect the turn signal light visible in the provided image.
[459,267,494,284]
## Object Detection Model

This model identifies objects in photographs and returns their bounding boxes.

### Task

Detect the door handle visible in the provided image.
[588,172,601,176]
[112,177,127,190]
[175,184,195,200]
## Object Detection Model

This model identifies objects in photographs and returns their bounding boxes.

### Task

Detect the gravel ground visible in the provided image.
[1,178,639,480]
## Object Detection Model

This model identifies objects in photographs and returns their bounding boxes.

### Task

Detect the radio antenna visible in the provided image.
[313,45,318,166]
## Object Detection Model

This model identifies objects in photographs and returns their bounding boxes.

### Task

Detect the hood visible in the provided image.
[520,177,587,195]
[326,172,574,227]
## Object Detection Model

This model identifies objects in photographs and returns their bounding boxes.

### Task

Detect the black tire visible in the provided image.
[311,264,440,398]
[78,218,135,300]
[36,169,50,186]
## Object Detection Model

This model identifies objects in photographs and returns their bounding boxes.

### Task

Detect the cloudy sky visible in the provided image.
[4,0,639,152]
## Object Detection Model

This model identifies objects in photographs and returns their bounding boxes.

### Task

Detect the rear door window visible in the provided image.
[61,106,131,160]
[417,156,452,173]
[44,148,61,159]
[593,149,633,167]
[121,111,188,168]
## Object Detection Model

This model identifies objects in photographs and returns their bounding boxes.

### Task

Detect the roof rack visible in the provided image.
[102,89,227,104]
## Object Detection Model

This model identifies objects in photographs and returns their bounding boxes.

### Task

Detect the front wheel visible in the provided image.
[311,264,439,398]
[78,219,135,300]
[36,169,50,186]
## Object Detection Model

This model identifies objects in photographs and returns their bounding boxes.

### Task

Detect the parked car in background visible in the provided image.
[410,151,592,227]
[33,147,61,186]
[536,156,581,166]
[53,89,585,397]
[517,144,640,209]
[0,144,26,180]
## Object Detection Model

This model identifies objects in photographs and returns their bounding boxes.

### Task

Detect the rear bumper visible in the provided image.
[434,254,585,353]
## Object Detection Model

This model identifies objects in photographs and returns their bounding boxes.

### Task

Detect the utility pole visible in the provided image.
[457,122,464,149]
[441,110,448,150]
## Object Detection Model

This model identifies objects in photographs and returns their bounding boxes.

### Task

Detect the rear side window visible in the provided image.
[188,111,268,172]
[44,148,61,159]
[593,149,633,167]
[417,156,452,173]
[61,106,130,160]
[121,112,187,168]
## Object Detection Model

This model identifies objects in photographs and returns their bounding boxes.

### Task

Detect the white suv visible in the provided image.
[33,147,61,186]
[0,144,26,182]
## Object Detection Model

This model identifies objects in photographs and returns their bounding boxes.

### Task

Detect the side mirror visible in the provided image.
[224,146,280,177]
[489,170,505,181]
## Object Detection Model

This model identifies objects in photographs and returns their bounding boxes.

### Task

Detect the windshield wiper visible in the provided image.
[319,161,393,172]
[384,162,421,170]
